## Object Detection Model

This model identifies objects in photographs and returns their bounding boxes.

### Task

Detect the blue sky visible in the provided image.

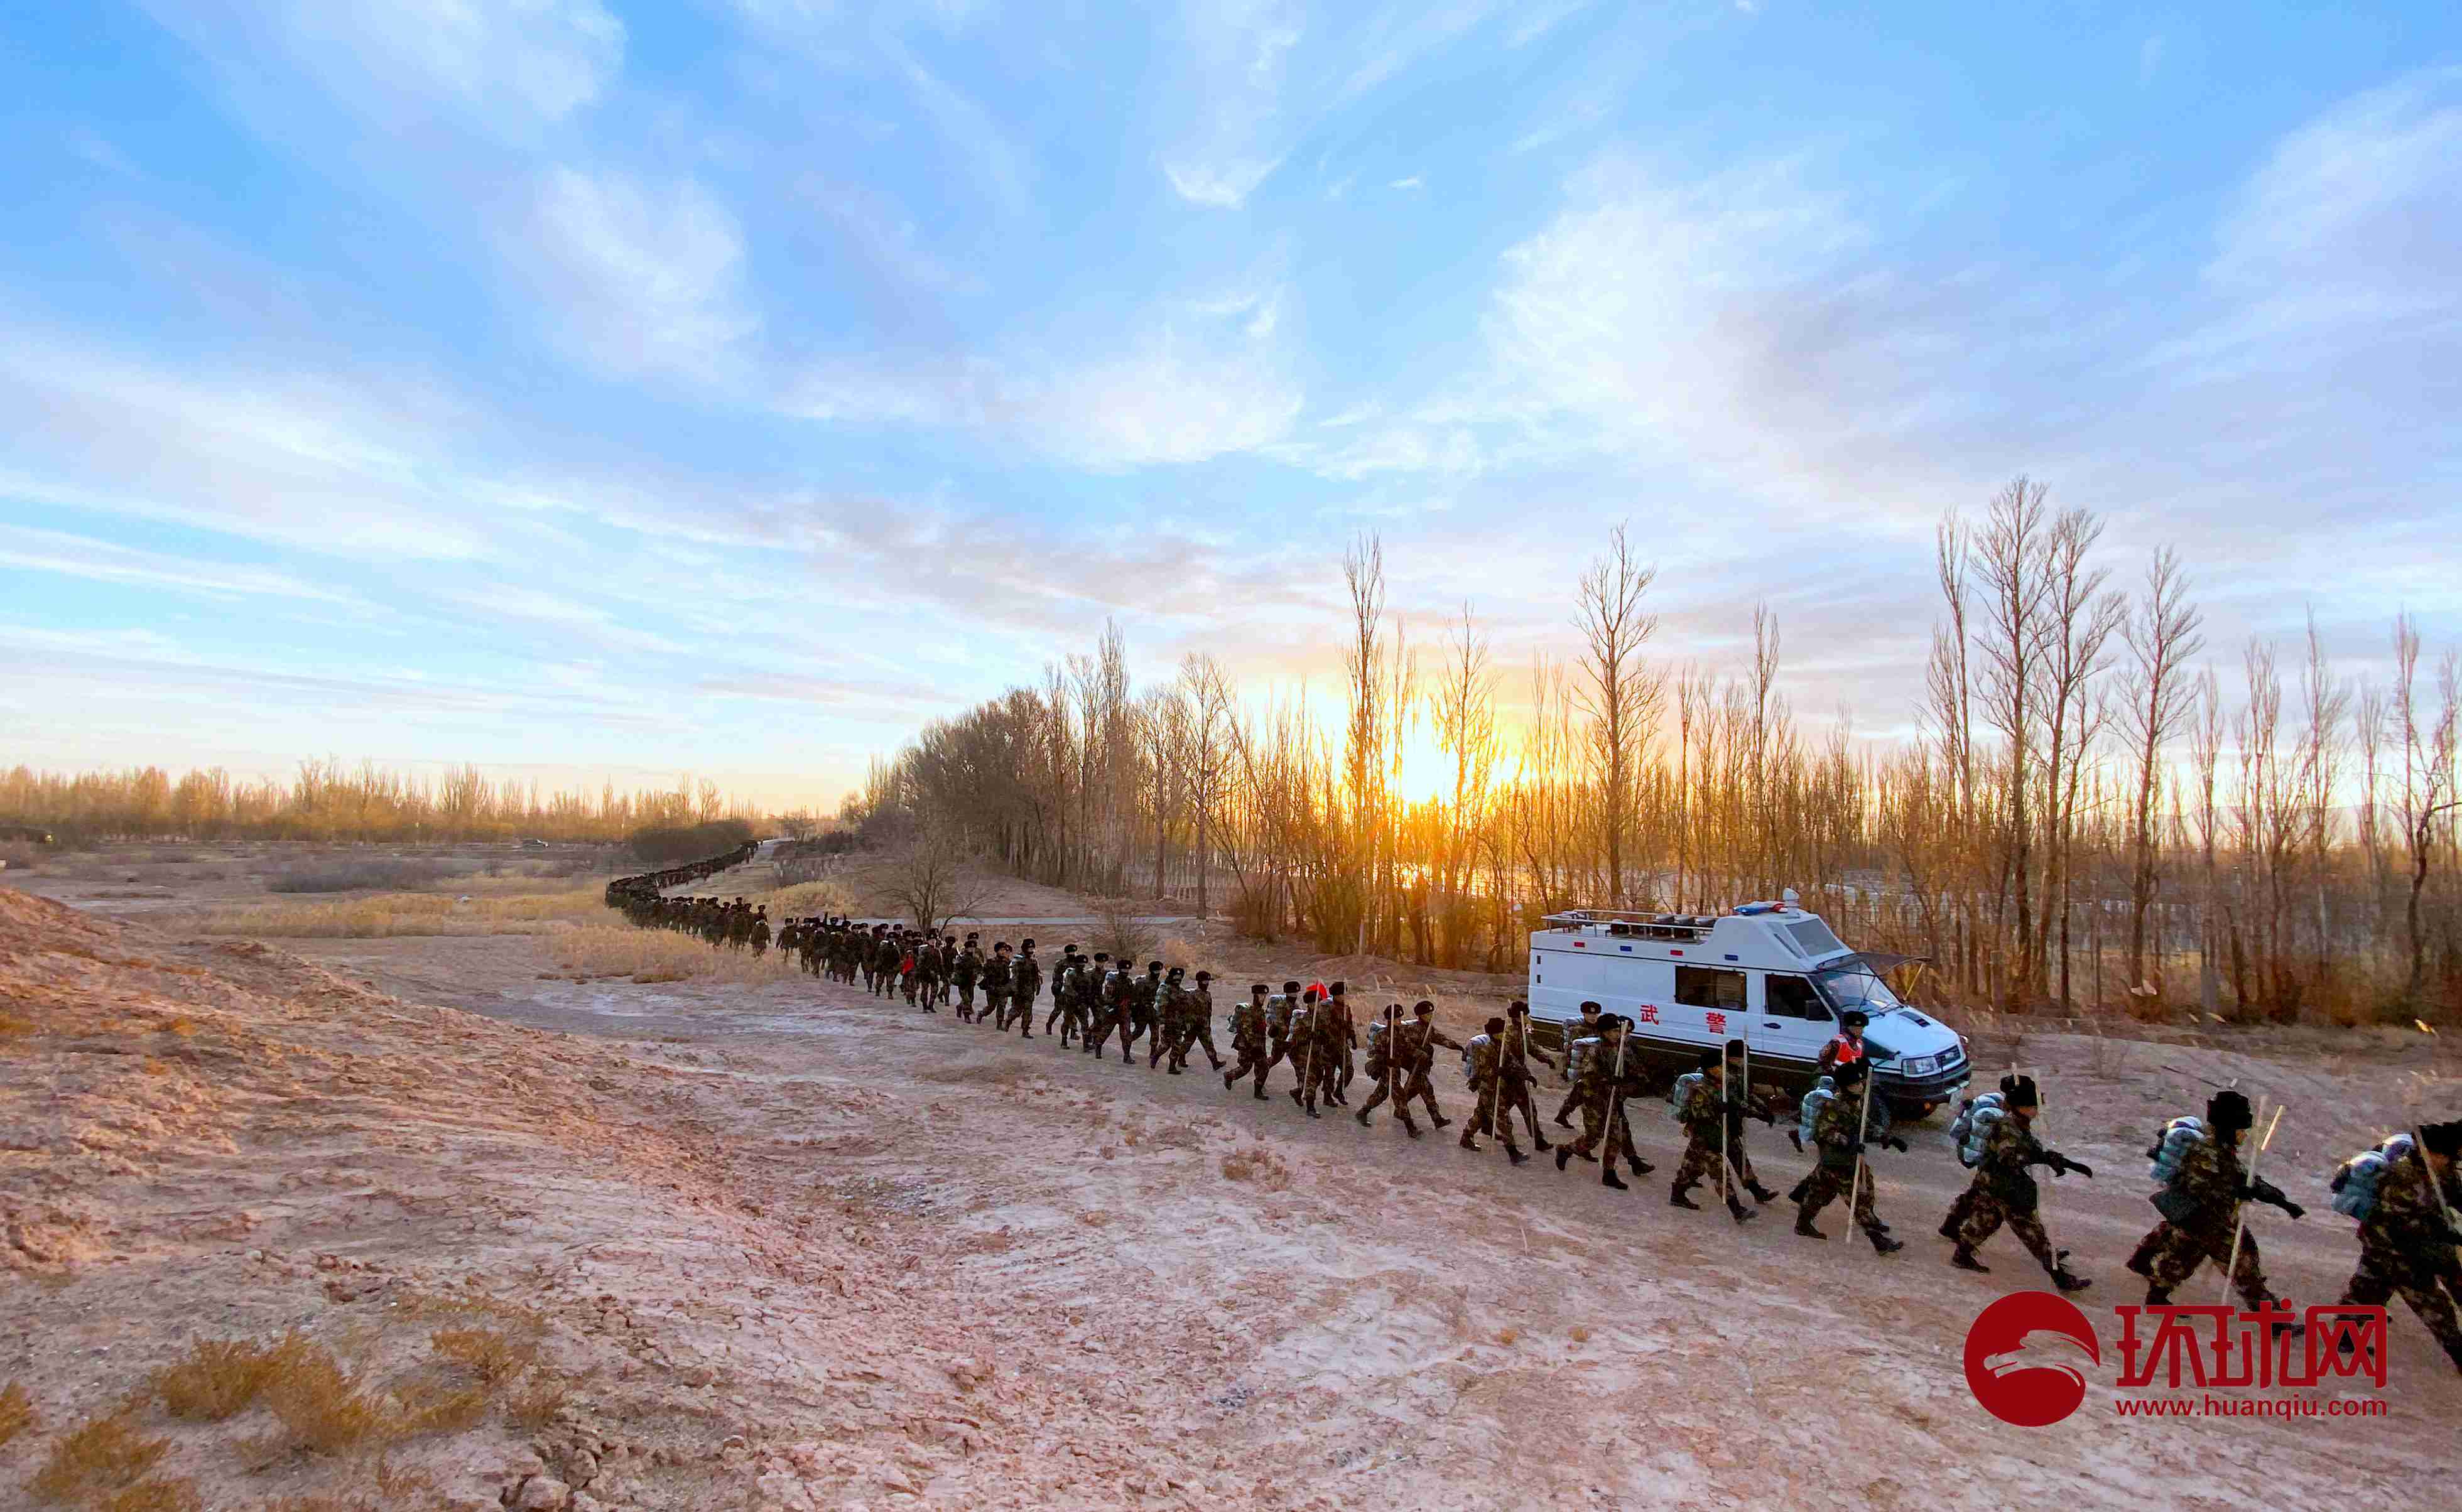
[3,2,2456,810]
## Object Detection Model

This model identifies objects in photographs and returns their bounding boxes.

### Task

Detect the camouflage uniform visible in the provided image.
[1225,992,1273,1098]
[1552,1021,1603,1127]
[981,951,1014,1027]
[1670,1074,1772,1214]
[1460,1033,1529,1160]
[1044,952,1084,1040]
[1952,1112,2086,1280]
[951,944,982,1020]
[1357,1015,1460,1133]
[1794,1081,1897,1249]
[1001,949,1041,1035]
[2134,1133,2287,1310]
[914,939,945,1010]
[1558,1035,1654,1181]
[1164,978,1223,1072]
[2336,1154,2462,1372]
[871,934,901,996]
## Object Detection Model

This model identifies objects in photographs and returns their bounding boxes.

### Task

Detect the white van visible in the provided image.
[1526,895,1970,1120]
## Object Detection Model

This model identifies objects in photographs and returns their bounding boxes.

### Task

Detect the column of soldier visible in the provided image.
[612,888,2462,1374]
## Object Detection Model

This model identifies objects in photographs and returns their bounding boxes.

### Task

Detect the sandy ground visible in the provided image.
[4,848,2460,1509]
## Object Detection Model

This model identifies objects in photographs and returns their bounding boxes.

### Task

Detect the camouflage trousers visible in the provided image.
[1796,1164,1884,1237]
[952,983,977,1018]
[995,993,1038,1035]
[1044,995,1089,1041]
[1955,1188,2058,1272]
[2132,1219,2279,1309]
[1286,1039,1342,1111]
[1224,1036,1272,1096]
[1672,1136,1754,1201]
[1569,1095,1650,1175]
[1357,1067,1444,1126]
[982,990,1011,1027]
[1161,1020,1222,1072]
[1463,1079,1531,1151]
[2338,1245,2462,1366]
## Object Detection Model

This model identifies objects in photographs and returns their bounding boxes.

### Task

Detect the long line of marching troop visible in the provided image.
[606,850,2462,1375]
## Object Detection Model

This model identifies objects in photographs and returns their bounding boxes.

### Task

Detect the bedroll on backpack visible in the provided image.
[1668,1071,1705,1122]
[2329,1135,2414,1221]
[1798,1081,1835,1147]
[1953,1092,2007,1168]
[2147,1116,2207,1184]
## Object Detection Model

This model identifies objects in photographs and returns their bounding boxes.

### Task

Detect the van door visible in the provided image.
[1752,971,1834,1081]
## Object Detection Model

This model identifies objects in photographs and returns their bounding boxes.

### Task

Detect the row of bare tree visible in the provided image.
[843,479,2461,1023]
[1,759,760,844]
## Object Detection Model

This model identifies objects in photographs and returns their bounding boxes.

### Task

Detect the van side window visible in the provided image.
[1766,974,1831,1020]
[1674,966,1746,1013]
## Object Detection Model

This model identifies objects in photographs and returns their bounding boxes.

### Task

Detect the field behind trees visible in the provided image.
[848,478,2462,1029]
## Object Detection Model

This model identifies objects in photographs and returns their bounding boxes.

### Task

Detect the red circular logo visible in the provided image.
[1963,1291,2101,1427]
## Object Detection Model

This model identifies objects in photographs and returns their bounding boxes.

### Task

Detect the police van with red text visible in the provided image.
[1526,892,1971,1120]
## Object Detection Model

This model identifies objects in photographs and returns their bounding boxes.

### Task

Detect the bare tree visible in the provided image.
[2118,546,2204,994]
[869,824,994,936]
[1571,521,1661,905]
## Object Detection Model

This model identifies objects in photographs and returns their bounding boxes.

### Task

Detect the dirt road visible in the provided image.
[296,927,2460,1511]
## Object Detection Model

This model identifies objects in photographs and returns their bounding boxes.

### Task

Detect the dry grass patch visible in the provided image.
[97,1479,203,1512]
[152,1332,296,1421]
[29,1412,168,1503]
[552,926,786,984]
[1220,1146,1291,1191]
[193,885,604,939]
[501,1371,572,1431]
[428,1326,536,1385]
[0,1011,33,1037]
[0,1378,34,1446]
[261,1344,393,1455]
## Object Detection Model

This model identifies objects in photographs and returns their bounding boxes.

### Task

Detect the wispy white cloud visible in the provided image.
[0,524,359,605]
[1158,0,1305,208]
[1389,175,1424,190]
[498,167,758,382]
[143,0,625,136]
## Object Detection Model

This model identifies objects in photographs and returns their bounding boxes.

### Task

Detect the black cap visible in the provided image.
[1330,980,1347,995]
[1841,1010,1868,1027]
[1413,1000,1434,1016]
[2001,1073,2039,1107]
[1166,966,1184,980]
[1579,1000,1602,1013]
[1094,951,1110,961]
[1509,1000,1528,1013]
[1196,971,1211,981]
[1252,982,1269,994]
[2421,1121,2462,1158]
[994,941,1011,951]
[1485,1015,1507,1034]
[1698,1050,1722,1071]
[1283,980,1301,993]
[1147,960,1164,972]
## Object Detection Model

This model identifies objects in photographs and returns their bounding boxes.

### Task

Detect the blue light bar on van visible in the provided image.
[1724,954,1738,961]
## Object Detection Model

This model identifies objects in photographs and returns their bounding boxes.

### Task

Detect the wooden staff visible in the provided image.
[2220,1102,2284,1307]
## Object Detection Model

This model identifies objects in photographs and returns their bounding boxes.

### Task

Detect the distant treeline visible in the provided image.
[626,819,759,865]
[1,760,765,846]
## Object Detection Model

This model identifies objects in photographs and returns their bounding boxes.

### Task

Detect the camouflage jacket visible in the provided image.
[1975,1111,2057,1207]
[2165,1131,2247,1227]
[1811,1085,1891,1169]
[1011,954,1043,1000]
[1230,999,1269,1044]
[2360,1155,2462,1268]
[952,947,981,986]
[1389,1019,1462,1074]
[982,956,1014,993]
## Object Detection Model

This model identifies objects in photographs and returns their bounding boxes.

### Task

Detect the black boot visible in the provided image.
[1745,1182,1778,1204]
[1951,1248,1990,1273]
[1795,1216,1827,1239]
[1872,1233,1906,1255]
[1459,1132,1481,1151]
[1431,1116,1451,1131]
[1355,1107,1372,1126]
[2052,1268,2091,1293]
[1506,1145,1528,1166]
[1728,1199,1757,1224]
[1669,1187,1702,1210]
[1401,1115,1423,1140]
[1630,1158,1655,1176]
[1555,1147,1573,1172]
[1600,1169,1629,1191]
[1532,1133,1553,1153]
[2145,1286,2172,1305]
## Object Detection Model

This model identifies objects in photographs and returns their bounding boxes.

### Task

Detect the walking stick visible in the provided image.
[2220,1102,2283,1307]
[1847,1062,1876,1224]
[1607,1030,1631,1173]
[1481,1026,1504,1150]
[1720,1047,1732,1206]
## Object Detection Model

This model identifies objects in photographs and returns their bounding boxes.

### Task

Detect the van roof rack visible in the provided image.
[1542,909,1714,935]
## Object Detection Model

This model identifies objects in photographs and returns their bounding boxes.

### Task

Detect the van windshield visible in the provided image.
[1813,963,1904,1017]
